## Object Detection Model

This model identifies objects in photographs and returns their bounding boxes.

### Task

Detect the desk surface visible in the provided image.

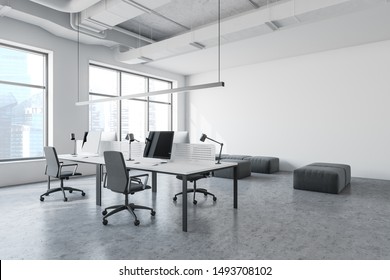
[59,154,237,176]
[58,153,238,232]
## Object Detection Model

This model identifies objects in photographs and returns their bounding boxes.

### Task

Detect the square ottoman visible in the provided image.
[213,159,251,179]
[293,162,351,194]
[243,156,279,174]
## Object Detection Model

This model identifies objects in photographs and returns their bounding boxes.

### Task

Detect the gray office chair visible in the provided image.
[102,151,155,226]
[40,146,85,202]
[173,173,217,205]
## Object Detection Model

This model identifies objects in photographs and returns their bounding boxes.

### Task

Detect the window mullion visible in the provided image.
[0,44,47,161]
[118,71,122,141]
[146,77,150,133]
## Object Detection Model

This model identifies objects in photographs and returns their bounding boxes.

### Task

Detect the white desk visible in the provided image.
[59,154,238,232]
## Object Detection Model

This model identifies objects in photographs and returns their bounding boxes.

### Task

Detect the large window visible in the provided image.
[89,64,172,141]
[0,43,47,161]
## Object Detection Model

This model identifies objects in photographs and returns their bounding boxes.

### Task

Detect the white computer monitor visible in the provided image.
[81,131,101,155]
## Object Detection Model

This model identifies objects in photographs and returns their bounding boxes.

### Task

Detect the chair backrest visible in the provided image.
[104,151,129,193]
[44,146,60,178]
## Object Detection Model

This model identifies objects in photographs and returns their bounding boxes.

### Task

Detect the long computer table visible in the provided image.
[58,154,238,232]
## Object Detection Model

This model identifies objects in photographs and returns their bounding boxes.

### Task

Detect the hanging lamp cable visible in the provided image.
[218,0,221,83]
[77,13,80,103]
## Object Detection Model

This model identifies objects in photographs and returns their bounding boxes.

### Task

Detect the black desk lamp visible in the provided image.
[125,133,139,161]
[200,133,223,164]
[70,133,76,155]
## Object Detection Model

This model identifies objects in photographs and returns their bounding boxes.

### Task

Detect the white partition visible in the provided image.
[130,142,146,159]
[98,141,146,158]
[98,141,121,155]
[171,143,215,162]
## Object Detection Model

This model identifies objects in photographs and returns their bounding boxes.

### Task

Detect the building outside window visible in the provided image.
[89,64,172,141]
[0,43,47,161]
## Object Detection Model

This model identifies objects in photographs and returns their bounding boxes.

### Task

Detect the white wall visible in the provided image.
[0,16,185,187]
[188,39,390,180]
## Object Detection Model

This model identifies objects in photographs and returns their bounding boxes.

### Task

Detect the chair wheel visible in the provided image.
[213,197,217,201]
[102,219,108,225]
[193,200,197,205]
[81,192,86,196]
[151,210,156,216]
[63,197,68,202]
[134,220,140,226]
[173,196,177,202]
[69,190,73,193]
[40,197,44,202]
[102,210,107,215]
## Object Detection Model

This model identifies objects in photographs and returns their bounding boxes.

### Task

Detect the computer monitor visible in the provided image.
[80,131,101,155]
[143,131,175,160]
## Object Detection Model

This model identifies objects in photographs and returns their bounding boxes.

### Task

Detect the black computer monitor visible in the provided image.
[143,131,175,160]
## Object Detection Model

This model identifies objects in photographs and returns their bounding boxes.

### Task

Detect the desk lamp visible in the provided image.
[125,133,139,161]
[200,133,223,164]
[70,133,76,155]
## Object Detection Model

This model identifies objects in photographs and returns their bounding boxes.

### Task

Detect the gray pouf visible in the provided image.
[219,154,251,160]
[214,159,251,179]
[244,156,279,174]
[293,162,351,194]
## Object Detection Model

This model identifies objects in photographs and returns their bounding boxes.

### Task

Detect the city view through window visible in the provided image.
[0,44,47,161]
[0,46,171,161]
[89,64,172,141]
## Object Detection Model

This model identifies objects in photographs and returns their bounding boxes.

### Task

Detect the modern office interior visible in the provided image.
[1,0,390,260]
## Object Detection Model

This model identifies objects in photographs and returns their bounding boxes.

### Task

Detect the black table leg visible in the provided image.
[233,166,238,209]
[96,164,102,206]
[182,175,188,232]
[152,172,157,192]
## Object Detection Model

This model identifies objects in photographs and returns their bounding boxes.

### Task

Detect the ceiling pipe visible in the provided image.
[30,0,102,13]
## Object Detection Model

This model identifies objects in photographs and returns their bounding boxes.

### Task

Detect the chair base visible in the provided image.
[40,186,85,202]
[173,188,217,205]
[102,203,155,226]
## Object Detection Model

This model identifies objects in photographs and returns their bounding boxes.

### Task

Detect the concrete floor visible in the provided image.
[1,171,390,260]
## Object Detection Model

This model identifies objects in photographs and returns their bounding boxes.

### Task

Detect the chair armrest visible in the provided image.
[59,163,79,176]
[128,173,149,191]
[130,173,149,187]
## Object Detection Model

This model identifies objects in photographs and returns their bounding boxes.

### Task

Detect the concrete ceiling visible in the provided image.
[147,1,390,75]
[118,0,284,41]
[1,0,390,75]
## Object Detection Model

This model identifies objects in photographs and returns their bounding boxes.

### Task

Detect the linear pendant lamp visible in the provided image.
[75,0,224,106]
[76,82,224,106]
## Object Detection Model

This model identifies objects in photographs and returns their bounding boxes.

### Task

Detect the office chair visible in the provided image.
[102,151,155,226]
[173,173,217,205]
[40,146,85,202]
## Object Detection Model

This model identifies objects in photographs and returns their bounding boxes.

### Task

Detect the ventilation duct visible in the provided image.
[79,0,170,32]
[12,0,389,66]
[115,0,353,64]
[0,5,12,16]
[30,0,102,13]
